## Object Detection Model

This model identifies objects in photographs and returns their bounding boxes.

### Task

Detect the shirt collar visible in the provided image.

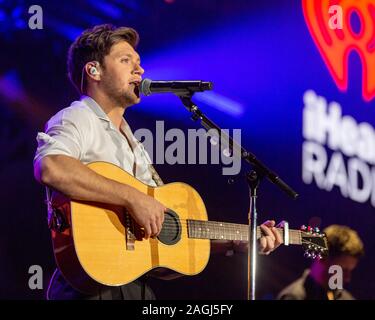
[80,95,136,138]
[80,95,111,122]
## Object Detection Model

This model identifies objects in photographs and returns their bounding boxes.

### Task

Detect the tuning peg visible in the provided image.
[304,251,312,258]
[311,253,316,259]
[300,225,307,231]
[317,254,322,260]
[314,227,320,233]
[307,226,312,232]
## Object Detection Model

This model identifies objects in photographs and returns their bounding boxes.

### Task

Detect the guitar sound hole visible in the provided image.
[158,209,181,245]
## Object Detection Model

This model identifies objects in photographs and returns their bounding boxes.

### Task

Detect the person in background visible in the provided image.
[277,224,364,300]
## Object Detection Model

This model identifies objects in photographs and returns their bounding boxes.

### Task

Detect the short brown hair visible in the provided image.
[67,24,139,93]
[324,225,365,258]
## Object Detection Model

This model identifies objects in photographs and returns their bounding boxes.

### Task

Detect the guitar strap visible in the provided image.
[149,163,164,186]
[125,133,164,300]
[142,163,164,300]
[45,186,53,226]
[44,186,69,232]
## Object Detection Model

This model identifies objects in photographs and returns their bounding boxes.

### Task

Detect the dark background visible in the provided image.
[0,0,374,299]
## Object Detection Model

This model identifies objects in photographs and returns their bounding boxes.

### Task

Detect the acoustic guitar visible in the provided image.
[49,161,328,294]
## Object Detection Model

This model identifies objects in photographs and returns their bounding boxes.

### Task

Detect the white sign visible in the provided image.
[302,90,375,207]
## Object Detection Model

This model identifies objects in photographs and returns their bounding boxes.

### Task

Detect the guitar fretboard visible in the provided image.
[187,220,302,245]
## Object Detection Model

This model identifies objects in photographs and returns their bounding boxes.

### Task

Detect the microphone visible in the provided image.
[140,78,213,96]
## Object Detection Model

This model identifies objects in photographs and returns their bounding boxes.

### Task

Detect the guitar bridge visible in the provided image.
[124,211,135,251]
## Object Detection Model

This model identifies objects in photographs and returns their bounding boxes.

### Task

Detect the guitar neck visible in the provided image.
[187,220,302,245]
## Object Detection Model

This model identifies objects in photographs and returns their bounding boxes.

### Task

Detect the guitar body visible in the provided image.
[51,161,210,294]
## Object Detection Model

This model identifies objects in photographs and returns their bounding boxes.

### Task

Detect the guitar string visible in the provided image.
[156,221,306,235]
[158,226,303,237]
[128,221,308,241]
[145,223,309,237]
[130,231,303,243]
[138,217,305,230]
[154,231,301,240]
[141,229,316,244]
[154,231,302,240]
[125,222,312,243]
[146,218,313,232]
[133,220,304,233]
[143,230,317,247]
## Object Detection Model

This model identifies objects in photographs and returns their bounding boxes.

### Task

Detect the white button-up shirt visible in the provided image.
[33,95,157,186]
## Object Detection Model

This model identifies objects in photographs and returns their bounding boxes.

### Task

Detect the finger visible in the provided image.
[155,215,163,236]
[260,237,273,255]
[272,227,282,247]
[144,224,151,239]
[259,237,267,253]
[266,236,275,253]
[150,221,159,237]
[262,220,276,228]
[260,224,276,241]
[160,208,165,226]
[276,220,286,228]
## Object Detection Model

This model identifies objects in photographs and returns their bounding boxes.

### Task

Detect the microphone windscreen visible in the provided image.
[140,78,152,96]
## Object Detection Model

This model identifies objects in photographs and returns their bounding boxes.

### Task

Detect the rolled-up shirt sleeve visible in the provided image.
[33,107,90,166]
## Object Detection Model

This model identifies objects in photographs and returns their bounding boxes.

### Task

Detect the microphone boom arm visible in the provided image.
[178,94,298,199]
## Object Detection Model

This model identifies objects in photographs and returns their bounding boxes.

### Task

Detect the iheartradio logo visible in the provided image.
[302,0,375,102]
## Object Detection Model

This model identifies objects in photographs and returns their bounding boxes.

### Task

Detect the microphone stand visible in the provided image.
[178,93,298,300]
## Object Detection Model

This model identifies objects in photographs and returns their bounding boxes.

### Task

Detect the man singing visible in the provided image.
[33,24,282,300]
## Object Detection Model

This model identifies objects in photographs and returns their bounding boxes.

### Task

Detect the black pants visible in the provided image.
[47,268,156,300]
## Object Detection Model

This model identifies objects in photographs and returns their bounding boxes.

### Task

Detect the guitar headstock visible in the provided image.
[300,225,329,260]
